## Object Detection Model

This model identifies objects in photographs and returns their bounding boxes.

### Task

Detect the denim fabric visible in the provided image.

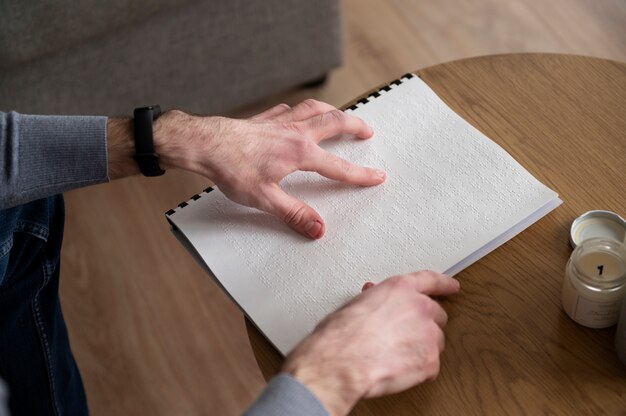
[0,195,87,416]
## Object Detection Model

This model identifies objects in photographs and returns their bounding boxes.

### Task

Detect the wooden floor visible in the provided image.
[59,1,626,415]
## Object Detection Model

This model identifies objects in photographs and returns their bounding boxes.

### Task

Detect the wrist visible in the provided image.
[106,117,140,179]
[106,109,220,180]
[153,110,220,178]
[282,351,368,416]
[152,109,194,171]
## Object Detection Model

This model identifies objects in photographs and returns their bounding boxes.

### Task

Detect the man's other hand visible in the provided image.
[281,271,460,416]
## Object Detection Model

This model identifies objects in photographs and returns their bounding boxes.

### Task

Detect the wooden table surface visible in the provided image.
[245,54,626,415]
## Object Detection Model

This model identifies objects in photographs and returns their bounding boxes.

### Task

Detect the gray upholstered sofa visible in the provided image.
[0,0,342,116]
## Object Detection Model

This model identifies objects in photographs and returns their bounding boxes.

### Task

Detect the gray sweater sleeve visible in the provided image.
[0,111,109,209]
[244,374,329,416]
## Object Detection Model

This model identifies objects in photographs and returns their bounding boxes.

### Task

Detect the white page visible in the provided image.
[167,75,561,355]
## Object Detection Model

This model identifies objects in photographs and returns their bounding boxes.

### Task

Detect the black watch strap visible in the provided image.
[133,105,165,177]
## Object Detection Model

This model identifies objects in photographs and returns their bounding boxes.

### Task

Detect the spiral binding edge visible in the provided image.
[345,72,417,112]
[165,186,214,217]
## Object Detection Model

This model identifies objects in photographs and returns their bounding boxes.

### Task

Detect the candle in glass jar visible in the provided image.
[561,238,626,328]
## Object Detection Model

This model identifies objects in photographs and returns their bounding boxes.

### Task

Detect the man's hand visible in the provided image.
[281,271,460,416]
[151,100,386,239]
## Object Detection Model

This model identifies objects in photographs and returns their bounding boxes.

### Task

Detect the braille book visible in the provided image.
[166,74,562,355]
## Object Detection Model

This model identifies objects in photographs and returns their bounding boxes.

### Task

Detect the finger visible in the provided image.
[259,184,325,239]
[437,327,446,352]
[405,271,461,296]
[362,282,375,292]
[302,148,386,186]
[431,302,449,328]
[296,110,373,143]
[274,99,337,122]
[250,103,291,121]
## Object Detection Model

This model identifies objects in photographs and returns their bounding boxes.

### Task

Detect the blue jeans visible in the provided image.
[0,196,88,415]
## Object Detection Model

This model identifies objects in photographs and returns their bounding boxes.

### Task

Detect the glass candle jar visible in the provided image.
[561,238,626,328]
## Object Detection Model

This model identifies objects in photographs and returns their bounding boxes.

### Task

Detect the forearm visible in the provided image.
[0,109,214,209]
[0,111,108,209]
[281,335,365,416]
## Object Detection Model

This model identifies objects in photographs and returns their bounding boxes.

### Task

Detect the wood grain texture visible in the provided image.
[58,1,626,415]
[246,54,626,415]
[60,171,266,415]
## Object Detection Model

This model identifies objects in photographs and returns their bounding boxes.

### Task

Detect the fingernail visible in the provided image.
[362,282,375,291]
[376,170,386,179]
[305,220,322,239]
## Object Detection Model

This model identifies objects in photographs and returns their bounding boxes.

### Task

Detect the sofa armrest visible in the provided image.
[0,0,342,115]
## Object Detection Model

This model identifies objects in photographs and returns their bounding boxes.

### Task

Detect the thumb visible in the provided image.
[261,184,325,239]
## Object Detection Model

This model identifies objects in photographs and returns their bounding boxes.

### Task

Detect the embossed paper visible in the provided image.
[167,75,561,354]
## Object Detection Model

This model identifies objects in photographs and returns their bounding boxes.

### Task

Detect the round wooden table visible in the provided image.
[246,54,626,415]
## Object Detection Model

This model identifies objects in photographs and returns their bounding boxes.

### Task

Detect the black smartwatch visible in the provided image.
[133,105,165,176]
